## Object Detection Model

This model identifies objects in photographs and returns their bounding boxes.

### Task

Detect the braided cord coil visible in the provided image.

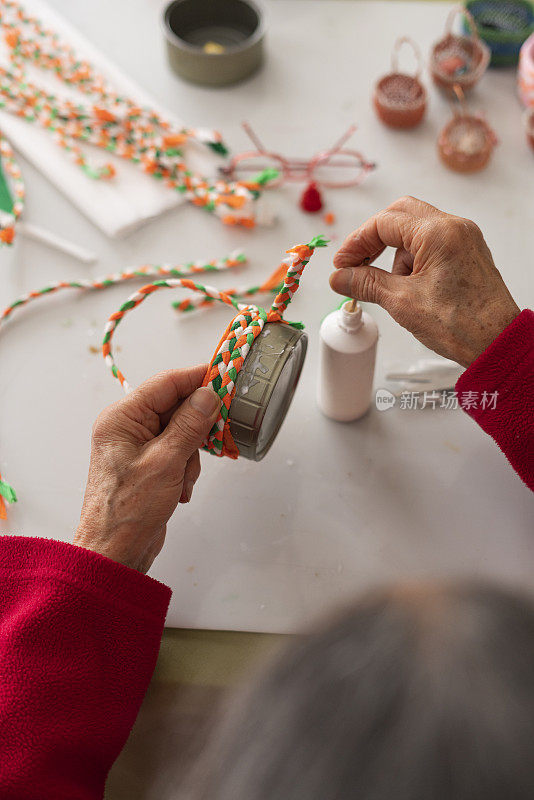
[0,0,270,227]
[0,253,253,519]
[103,236,329,459]
[0,241,328,517]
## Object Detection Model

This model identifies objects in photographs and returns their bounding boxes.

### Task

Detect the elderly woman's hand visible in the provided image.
[74,366,220,573]
[330,196,520,367]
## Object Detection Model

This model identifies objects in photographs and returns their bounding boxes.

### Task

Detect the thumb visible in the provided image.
[329,265,403,309]
[161,386,220,462]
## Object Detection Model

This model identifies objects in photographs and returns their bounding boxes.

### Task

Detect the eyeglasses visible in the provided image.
[220,123,376,188]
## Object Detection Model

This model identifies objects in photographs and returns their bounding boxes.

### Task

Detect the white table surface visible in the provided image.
[1,0,533,633]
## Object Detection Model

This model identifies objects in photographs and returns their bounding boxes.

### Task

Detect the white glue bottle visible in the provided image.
[317,300,379,421]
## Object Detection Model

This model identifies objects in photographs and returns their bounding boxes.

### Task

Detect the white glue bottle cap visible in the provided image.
[317,300,379,422]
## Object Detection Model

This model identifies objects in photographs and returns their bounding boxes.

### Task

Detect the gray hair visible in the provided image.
[192,582,534,800]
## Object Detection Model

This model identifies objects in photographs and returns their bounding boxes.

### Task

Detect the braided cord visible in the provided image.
[102,278,247,391]
[0,239,328,517]
[0,253,245,329]
[0,253,245,514]
[0,0,266,227]
[103,237,329,457]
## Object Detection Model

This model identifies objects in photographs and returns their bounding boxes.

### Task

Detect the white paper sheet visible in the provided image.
[0,0,215,237]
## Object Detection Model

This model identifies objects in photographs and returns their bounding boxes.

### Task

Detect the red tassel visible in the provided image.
[300,181,323,213]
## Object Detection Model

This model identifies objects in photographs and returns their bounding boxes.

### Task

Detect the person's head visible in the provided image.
[196,582,534,800]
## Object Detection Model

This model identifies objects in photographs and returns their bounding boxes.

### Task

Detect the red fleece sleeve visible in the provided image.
[0,535,171,800]
[455,309,534,491]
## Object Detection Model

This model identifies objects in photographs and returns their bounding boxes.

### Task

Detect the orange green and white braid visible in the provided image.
[0,252,248,519]
[0,133,24,244]
[102,236,328,458]
[0,253,247,327]
[171,265,289,314]
[0,0,270,227]
[0,242,328,517]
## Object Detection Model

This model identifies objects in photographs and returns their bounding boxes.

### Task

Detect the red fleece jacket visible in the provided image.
[455,309,534,491]
[0,536,170,800]
[0,311,532,800]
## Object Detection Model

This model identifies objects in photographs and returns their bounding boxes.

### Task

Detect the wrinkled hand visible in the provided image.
[74,366,220,573]
[331,196,520,367]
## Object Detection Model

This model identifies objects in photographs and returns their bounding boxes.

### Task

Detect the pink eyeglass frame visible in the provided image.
[220,123,377,188]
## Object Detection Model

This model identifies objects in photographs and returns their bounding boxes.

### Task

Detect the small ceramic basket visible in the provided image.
[437,85,497,172]
[162,0,265,87]
[431,5,491,92]
[374,37,427,128]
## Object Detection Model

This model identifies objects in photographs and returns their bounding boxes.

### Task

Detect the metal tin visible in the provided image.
[228,322,307,461]
[162,0,265,87]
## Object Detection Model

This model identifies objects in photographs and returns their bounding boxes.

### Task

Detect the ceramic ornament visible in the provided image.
[0,0,269,227]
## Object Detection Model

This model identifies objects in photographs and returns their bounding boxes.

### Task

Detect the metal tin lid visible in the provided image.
[228,322,307,461]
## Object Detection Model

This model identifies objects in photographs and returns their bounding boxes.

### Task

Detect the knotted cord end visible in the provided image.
[307,235,329,249]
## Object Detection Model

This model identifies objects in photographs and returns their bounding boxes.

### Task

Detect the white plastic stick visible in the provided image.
[18,221,97,264]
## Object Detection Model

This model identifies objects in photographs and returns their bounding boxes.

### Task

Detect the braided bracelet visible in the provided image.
[103,236,328,458]
[0,0,269,227]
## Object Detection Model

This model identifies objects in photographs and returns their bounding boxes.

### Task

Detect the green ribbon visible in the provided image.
[207,141,229,157]
[251,167,280,186]
[0,159,14,215]
[0,478,17,505]
[308,235,329,249]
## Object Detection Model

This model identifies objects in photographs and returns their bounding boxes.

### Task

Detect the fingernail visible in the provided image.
[329,268,352,296]
[190,387,220,417]
[179,481,194,504]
